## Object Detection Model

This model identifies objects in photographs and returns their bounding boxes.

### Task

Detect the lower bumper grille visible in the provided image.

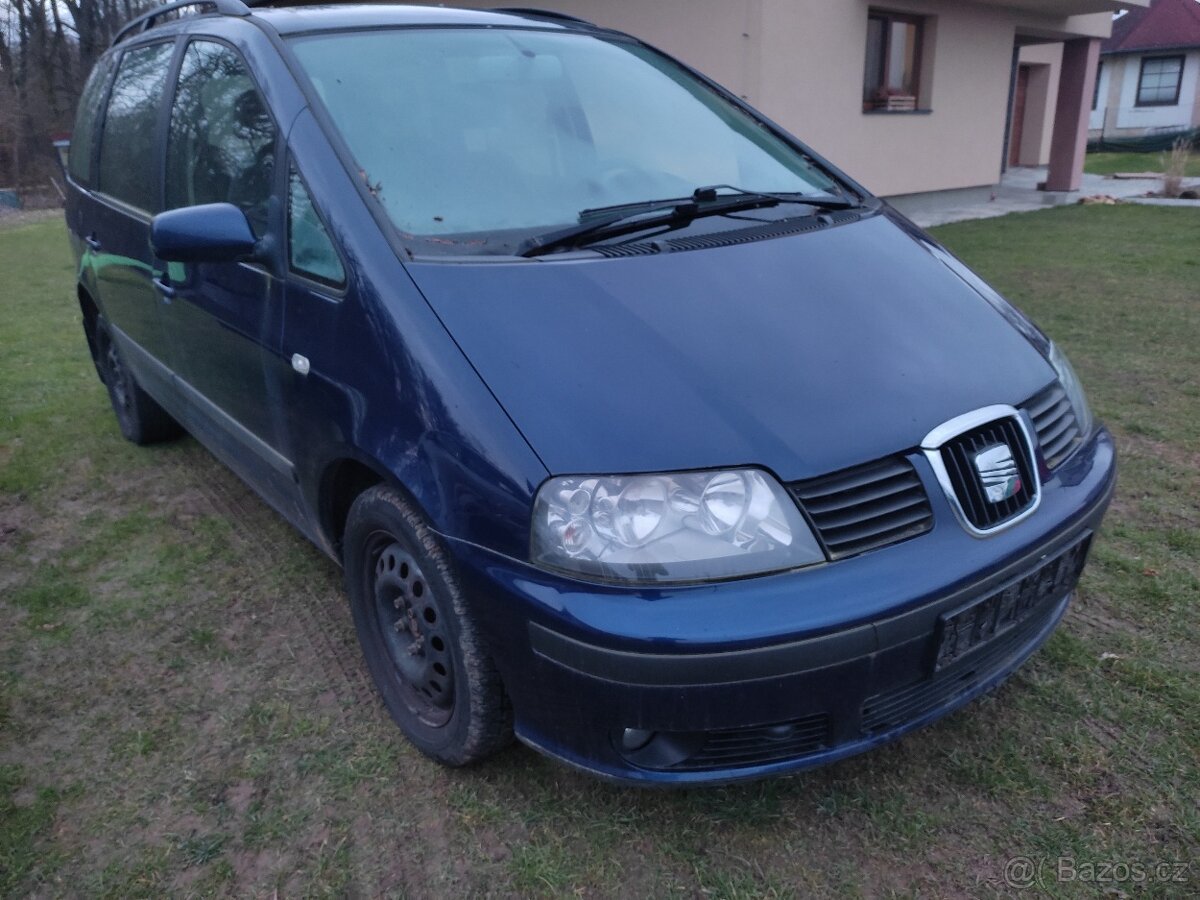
[667,714,830,772]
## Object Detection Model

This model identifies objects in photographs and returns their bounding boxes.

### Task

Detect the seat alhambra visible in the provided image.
[65,2,1116,784]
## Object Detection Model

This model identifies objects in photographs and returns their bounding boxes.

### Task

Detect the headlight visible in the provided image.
[531,468,824,584]
[1048,341,1093,438]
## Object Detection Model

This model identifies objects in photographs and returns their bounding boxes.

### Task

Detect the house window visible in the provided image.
[863,10,924,112]
[1092,61,1103,111]
[1136,55,1184,107]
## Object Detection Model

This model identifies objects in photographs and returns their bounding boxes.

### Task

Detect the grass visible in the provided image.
[1084,150,1200,178]
[2,204,1198,895]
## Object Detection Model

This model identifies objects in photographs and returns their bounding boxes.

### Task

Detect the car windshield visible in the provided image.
[289,27,841,257]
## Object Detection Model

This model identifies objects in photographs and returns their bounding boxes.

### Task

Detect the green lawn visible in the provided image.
[1085,150,1200,177]
[2,206,1198,896]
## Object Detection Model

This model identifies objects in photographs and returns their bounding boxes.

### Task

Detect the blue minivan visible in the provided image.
[66,2,1116,784]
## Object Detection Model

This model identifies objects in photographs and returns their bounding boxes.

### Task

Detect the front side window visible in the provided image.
[97,42,175,211]
[1136,55,1183,107]
[166,40,277,236]
[863,11,923,111]
[289,28,838,256]
[69,54,117,185]
[288,167,345,286]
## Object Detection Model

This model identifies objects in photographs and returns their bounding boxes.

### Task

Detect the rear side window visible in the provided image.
[98,42,175,212]
[68,55,117,185]
[166,41,277,237]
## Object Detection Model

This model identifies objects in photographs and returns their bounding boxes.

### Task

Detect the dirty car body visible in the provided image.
[65,3,1115,784]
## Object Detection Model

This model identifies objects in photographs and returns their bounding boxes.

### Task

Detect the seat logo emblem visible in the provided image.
[974,443,1021,503]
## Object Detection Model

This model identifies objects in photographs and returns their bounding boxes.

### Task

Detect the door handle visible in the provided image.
[85,234,102,252]
[153,276,176,301]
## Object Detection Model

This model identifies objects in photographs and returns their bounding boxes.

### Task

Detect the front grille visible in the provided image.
[790,456,933,559]
[861,536,1089,733]
[1023,382,1082,470]
[665,714,830,772]
[938,417,1036,532]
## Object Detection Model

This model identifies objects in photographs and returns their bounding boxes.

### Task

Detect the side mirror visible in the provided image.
[151,203,258,263]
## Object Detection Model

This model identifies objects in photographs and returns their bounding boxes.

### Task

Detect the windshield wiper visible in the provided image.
[517,186,858,258]
[690,184,857,210]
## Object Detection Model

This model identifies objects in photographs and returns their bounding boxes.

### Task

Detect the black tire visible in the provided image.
[96,323,181,445]
[343,485,513,766]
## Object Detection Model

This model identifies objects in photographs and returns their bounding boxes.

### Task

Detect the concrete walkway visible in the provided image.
[889,166,1191,228]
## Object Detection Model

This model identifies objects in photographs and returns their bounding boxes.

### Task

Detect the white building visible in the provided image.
[1090,0,1200,140]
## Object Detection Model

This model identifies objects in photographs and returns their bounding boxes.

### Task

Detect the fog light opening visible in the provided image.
[620,728,655,751]
[763,723,797,742]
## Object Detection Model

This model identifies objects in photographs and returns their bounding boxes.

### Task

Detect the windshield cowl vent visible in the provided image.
[591,208,867,258]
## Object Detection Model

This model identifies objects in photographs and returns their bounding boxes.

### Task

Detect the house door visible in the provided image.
[1009,65,1031,167]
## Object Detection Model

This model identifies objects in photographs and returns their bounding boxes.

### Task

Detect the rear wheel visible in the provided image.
[96,324,181,445]
[343,485,513,765]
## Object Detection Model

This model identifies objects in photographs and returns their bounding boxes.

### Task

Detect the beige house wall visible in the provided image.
[763,0,1024,195]
[432,0,1123,196]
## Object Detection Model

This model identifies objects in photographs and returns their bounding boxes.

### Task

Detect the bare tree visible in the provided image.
[0,0,152,194]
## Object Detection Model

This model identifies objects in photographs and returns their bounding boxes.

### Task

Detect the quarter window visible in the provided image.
[69,54,117,185]
[288,168,345,286]
[97,42,175,211]
[1136,55,1184,107]
[166,41,277,236]
[863,11,924,112]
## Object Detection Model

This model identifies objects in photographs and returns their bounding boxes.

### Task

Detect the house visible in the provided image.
[439,0,1146,201]
[1090,0,1200,141]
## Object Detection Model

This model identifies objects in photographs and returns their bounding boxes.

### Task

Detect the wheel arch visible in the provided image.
[317,454,425,561]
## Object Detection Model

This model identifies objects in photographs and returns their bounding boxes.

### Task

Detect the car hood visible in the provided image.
[406,211,1054,480]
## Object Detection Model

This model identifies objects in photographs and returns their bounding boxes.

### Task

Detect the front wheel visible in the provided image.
[343,485,513,766]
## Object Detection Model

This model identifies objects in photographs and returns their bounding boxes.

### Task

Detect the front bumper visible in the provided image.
[448,428,1116,785]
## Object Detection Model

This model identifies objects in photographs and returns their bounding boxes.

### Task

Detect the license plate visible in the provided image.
[934,537,1090,671]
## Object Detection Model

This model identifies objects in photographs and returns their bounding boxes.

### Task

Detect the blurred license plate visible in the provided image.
[934,536,1090,671]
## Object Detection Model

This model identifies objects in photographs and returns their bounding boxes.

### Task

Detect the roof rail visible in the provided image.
[489,7,597,27]
[111,0,250,47]
[240,0,333,6]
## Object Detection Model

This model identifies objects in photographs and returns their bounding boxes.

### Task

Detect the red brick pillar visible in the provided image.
[1044,38,1101,192]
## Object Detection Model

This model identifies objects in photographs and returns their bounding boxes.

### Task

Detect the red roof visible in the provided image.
[1103,0,1200,53]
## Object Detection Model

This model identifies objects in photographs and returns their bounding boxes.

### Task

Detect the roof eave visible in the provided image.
[1102,43,1200,55]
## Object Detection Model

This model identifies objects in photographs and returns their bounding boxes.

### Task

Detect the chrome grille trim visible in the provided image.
[921,404,1042,538]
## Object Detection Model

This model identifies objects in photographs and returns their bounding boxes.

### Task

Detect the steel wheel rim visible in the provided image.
[105,341,131,413]
[366,533,455,727]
